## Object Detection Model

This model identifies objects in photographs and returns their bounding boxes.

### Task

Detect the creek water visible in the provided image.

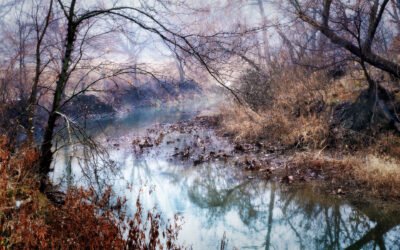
[51,101,400,249]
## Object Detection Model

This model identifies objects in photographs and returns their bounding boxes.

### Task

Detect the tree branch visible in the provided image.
[293,5,400,77]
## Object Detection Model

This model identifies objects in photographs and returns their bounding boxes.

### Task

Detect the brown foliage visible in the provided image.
[0,136,183,249]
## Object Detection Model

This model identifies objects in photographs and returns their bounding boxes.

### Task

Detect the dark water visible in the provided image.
[52,101,400,250]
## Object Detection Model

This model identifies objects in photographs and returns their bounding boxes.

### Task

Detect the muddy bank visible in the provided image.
[131,115,400,209]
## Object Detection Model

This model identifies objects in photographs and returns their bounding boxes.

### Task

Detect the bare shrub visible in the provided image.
[237,69,272,111]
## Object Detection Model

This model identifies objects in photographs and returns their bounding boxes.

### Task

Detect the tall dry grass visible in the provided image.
[220,104,329,148]
[220,66,332,149]
[220,64,400,152]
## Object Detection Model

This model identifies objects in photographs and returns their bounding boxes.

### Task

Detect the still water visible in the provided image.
[52,102,400,249]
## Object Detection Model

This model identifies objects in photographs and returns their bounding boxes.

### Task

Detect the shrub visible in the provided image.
[236,69,272,111]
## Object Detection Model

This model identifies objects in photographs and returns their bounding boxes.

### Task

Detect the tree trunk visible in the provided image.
[257,0,271,66]
[27,51,41,143]
[39,112,58,191]
[295,2,400,78]
[38,3,76,190]
[175,56,185,86]
[39,64,73,190]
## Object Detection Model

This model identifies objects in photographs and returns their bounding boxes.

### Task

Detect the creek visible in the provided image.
[51,100,400,249]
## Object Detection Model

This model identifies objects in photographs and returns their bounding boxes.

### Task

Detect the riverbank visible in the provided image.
[4,103,398,249]
[132,114,400,209]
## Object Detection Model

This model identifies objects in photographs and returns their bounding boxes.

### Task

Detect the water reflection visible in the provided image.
[52,102,400,249]
[117,153,400,249]
[52,100,204,191]
[84,100,204,138]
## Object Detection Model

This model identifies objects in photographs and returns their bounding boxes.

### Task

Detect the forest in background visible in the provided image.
[1,0,400,248]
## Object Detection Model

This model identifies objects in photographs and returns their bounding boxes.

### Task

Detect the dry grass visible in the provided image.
[219,103,329,149]
[221,64,400,151]
[376,132,400,157]
[219,64,400,200]
[220,66,336,149]
[353,155,400,197]
[290,151,400,199]
[219,105,280,142]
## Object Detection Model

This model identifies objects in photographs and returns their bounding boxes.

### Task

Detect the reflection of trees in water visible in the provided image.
[278,190,351,249]
[56,143,123,198]
[277,187,400,249]
[184,163,400,249]
[265,183,275,250]
[74,145,122,196]
[84,104,197,138]
[186,163,270,227]
[130,159,154,184]
[345,209,400,249]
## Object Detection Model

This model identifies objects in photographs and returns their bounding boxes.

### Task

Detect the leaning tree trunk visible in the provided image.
[39,113,58,188]
[39,61,73,191]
